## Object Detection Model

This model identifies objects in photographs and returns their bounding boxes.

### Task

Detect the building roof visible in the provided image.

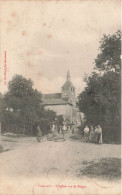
[62,97,70,102]
[43,93,61,99]
[61,71,75,89]
[62,81,75,89]
[67,70,70,81]
[43,98,72,106]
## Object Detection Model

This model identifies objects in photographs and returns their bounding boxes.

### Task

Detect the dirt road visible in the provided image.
[0,128,121,194]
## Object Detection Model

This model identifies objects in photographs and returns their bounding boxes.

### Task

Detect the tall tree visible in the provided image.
[3,75,42,134]
[94,30,121,72]
[1,75,57,135]
[77,31,121,142]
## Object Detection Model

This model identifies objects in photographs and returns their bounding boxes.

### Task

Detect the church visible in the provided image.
[42,71,81,124]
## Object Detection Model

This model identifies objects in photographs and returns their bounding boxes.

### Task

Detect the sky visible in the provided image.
[0,0,121,96]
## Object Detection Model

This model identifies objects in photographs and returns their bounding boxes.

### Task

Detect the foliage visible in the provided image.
[56,115,64,126]
[94,30,121,72]
[79,158,121,181]
[1,75,56,135]
[43,109,56,122]
[77,31,121,142]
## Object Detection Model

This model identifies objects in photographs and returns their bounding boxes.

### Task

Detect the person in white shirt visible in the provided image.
[89,125,94,142]
[62,124,67,140]
[97,125,103,144]
[51,124,55,132]
[84,125,89,142]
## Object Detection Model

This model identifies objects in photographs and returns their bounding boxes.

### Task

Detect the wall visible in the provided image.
[61,87,75,98]
[65,104,72,122]
[44,104,66,116]
[44,104,73,123]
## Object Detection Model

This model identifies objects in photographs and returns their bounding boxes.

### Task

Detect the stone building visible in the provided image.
[42,71,81,124]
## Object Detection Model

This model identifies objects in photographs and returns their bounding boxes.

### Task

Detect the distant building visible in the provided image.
[42,71,82,124]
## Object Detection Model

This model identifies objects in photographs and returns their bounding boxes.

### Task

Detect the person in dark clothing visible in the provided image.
[37,125,43,142]
[71,125,74,135]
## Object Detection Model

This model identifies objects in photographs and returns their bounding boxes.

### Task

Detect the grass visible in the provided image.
[78,158,121,181]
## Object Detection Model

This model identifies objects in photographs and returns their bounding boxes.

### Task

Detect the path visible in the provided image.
[0,127,121,194]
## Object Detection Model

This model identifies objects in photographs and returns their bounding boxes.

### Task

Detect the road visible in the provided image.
[0,127,121,195]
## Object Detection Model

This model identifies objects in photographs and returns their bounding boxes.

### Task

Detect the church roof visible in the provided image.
[62,71,75,89]
[62,81,75,88]
[44,93,61,99]
[43,98,73,106]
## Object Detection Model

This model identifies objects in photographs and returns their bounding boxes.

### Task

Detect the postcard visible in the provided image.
[0,0,121,194]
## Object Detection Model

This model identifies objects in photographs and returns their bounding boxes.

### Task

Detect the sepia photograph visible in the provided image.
[0,0,121,194]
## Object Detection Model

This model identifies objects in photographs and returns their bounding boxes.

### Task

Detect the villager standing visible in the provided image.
[50,123,56,140]
[84,125,89,142]
[62,124,67,140]
[37,125,43,142]
[97,125,103,144]
[48,122,51,131]
[57,125,60,134]
[51,123,55,132]
[71,125,75,135]
[59,125,62,134]
[89,125,94,142]
[47,122,51,141]
[94,126,99,142]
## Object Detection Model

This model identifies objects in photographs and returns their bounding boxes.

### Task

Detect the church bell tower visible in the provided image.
[61,71,76,105]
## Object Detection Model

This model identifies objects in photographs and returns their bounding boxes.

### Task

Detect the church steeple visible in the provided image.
[67,70,70,81]
[61,71,76,106]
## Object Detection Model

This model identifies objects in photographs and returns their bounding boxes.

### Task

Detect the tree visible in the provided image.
[43,109,56,122]
[56,115,64,126]
[1,75,58,135]
[77,31,121,142]
[94,30,121,72]
[2,75,42,135]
